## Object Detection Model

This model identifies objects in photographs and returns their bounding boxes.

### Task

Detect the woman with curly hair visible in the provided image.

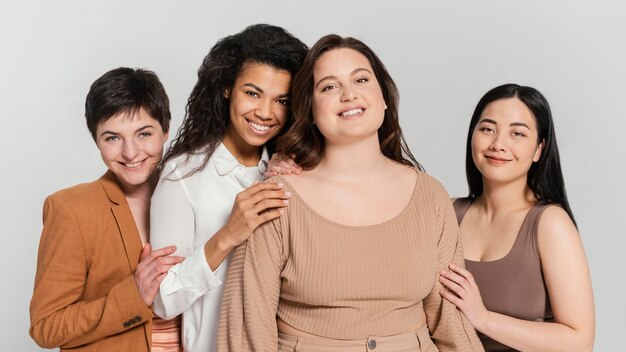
[149,24,307,351]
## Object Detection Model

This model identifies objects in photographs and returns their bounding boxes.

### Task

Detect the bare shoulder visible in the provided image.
[536,204,582,256]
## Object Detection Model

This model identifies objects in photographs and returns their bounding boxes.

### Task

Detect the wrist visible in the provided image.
[204,229,237,270]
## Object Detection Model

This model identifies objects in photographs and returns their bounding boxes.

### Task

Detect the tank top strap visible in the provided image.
[452,197,473,224]
[517,202,552,259]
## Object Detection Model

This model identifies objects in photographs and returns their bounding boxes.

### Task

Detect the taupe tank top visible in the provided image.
[454,198,554,352]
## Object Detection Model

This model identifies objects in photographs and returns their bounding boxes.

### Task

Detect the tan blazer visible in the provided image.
[30,171,153,351]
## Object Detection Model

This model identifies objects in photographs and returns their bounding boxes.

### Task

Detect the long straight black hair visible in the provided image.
[465,84,576,226]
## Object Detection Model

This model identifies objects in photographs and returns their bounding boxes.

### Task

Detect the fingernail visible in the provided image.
[285,191,291,197]
[277,183,284,187]
[283,199,289,205]
[279,209,285,214]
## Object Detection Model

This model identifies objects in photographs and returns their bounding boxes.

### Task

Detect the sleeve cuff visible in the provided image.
[161,245,224,296]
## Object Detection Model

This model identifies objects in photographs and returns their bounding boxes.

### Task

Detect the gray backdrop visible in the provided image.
[1,0,623,350]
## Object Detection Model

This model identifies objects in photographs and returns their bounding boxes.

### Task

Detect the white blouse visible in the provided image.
[150,143,268,352]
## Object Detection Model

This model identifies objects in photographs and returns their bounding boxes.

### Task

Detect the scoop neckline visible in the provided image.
[462,199,535,264]
[276,171,421,230]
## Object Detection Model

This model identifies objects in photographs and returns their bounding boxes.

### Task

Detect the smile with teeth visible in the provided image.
[123,160,144,168]
[248,120,272,132]
[340,108,364,117]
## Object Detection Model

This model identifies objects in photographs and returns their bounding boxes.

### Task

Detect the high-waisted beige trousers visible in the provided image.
[278,325,438,352]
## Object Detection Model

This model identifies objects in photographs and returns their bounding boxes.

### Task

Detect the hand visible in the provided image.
[439,263,490,330]
[264,153,301,179]
[218,181,290,248]
[134,244,184,306]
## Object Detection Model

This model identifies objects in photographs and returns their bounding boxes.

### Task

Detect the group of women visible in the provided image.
[30,23,594,352]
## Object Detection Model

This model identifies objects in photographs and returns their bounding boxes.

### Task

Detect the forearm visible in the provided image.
[478,311,594,352]
[30,274,151,349]
[154,244,225,319]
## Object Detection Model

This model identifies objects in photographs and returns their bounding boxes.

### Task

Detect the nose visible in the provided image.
[489,132,507,152]
[121,139,139,160]
[340,86,357,102]
[254,98,272,121]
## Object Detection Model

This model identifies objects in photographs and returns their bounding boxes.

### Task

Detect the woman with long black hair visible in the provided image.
[439,84,595,351]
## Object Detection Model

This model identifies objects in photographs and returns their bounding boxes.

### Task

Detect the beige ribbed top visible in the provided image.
[217,173,483,351]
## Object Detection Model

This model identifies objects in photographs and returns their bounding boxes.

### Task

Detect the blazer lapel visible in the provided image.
[99,171,143,271]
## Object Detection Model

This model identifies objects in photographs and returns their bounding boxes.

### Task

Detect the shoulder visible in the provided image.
[159,152,209,182]
[412,170,451,200]
[536,204,580,254]
[46,178,105,206]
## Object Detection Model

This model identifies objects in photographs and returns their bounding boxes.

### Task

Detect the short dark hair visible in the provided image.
[85,67,171,139]
[161,24,308,176]
[465,83,576,225]
[277,34,421,170]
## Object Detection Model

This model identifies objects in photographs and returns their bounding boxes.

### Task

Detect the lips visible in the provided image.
[121,159,145,169]
[485,155,512,164]
[245,118,275,133]
[338,106,366,119]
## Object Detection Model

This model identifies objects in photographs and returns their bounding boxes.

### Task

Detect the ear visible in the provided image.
[384,101,388,110]
[223,89,230,99]
[533,140,545,162]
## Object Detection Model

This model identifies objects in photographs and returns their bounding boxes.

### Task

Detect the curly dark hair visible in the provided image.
[276,34,421,170]
[162,24,307,177]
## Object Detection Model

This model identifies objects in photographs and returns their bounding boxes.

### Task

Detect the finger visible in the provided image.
[249,208,285,230]
[249,199,290,217]
[440,288,464,308]
[140,243,151,260]
[146,246,177,261]
[263,171,278,179]
[238,181,284,200]
[440,268,468,288]
[247,189,291,206]
[438,275,465,297]
[449,264,477,286]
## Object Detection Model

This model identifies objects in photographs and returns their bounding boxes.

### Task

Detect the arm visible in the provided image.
[216,212,287,351]
[29,195,153,349]
[151,170,290,319]
[423,189,484,352]
[150,172,223,319]
[440,206,595,351]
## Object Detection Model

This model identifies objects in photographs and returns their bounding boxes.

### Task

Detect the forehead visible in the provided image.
[314,48,373,79]
[480,98,536,127]
[96,107,162,132]
[234,62,292,91]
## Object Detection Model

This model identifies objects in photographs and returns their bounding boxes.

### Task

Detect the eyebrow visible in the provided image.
[478,118,531,129]
[315,67,373,89]
[242,83,290,98]
[99,125,155,138]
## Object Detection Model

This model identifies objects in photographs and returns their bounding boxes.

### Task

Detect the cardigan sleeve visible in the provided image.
[216,210,288,351]
[422,183,485,352]
[29,194,151,349]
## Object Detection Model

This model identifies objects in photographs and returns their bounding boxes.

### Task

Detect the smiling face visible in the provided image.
[95,107,168,193]
[311,48,387,145]
[471,97,543,185]
[222,62,292,162]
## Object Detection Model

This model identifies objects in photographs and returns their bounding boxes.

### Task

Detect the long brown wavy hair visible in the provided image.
[277,34,421,170]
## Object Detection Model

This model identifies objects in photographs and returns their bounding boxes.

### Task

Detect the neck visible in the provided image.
[315,135,388,179]
[121,173,156,202]
[222,129,262,167]
[476,176,535,218]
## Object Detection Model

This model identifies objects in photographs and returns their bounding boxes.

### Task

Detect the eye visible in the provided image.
[512,131,526,137]
[355,77,369,84]
[277,98,290,106]
[245,91,261,98]
[478,126,495,134]
[139,131,152,138]
[104,135,119,142]
[321,84,337,92]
